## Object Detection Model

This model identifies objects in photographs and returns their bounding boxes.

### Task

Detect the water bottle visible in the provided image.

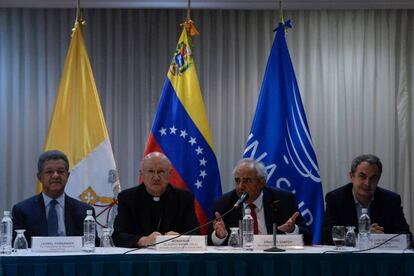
[242,208,254,251]
[83,210,96,252]
[0,211,13,255]
[358,208,371,250]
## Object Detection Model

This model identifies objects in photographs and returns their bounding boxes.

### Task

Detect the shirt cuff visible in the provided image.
[211,230,228,245]
[286,224,299,235]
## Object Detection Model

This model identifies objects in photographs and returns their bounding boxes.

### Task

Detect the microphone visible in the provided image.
[233,192,249,208]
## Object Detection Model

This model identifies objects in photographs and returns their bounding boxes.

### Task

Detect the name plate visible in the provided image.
[155,235,206,251]
[31,236,83,252]
[371,234,409,250]
[253,235,304,250]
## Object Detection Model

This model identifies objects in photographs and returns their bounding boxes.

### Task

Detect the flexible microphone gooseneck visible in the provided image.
[123,192,250,254]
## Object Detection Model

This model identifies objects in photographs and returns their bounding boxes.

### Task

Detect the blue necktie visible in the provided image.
[48,199,59,236]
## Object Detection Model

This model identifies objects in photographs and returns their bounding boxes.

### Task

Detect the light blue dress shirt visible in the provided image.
[42,193,66,236]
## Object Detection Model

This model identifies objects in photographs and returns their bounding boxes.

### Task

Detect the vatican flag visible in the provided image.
[37,19,120,234]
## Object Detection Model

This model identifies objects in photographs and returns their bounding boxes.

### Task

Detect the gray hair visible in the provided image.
[37,150,69,174]
[350,154,382,176]
[232,158,268,180]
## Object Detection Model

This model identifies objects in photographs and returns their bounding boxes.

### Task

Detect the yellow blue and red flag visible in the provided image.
[144,24,222,233]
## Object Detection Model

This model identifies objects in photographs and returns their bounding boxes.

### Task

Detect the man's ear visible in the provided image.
[260,178,267,188]
[37,173,41,181]
[348,171,353,180]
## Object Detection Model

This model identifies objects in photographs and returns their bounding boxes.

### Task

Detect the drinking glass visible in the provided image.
[13,229,28,254]
[228,227,240,247]
[345,226,356,247]
[332,226,346,250]
[100,228,114,247]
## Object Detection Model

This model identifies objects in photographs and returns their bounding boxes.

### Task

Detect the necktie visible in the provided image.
[48,199,59,236]
[248,203,259,234]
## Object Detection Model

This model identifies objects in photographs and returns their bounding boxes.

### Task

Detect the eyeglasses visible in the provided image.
[234,177,257,185]
[144,169,168,177]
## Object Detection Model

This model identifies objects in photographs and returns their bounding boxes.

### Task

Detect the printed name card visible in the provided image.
[253,235,304,250]
[31,236,83,252]
[155,235,206,251]
[371,234,409,250]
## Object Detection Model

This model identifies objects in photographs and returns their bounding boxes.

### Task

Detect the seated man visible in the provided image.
[112,152,200,248]
[209,158,312,245]
[322,154,412,244]
[12,150,95,246]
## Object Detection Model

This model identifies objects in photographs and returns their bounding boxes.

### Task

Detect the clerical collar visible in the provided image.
[153,196,160,202]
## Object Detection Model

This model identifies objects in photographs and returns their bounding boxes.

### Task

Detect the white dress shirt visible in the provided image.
[212,192,299,245]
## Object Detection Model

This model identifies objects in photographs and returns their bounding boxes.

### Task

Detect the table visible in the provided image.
[1,246,414,276]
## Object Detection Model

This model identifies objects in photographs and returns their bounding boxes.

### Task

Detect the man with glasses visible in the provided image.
[209,158,312,245]
[112,152,200,248]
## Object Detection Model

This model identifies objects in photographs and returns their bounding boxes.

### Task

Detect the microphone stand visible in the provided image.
[264,200,285,252]
[264,222,285,252]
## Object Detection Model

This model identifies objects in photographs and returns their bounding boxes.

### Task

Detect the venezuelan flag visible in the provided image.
[144,24,222,233]
[38,20,121,233]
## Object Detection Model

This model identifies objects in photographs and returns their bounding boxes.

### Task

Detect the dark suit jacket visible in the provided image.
[12,193,94,246]
[112,184,200,248]
[208,186,312,245]
[322,183,412,245]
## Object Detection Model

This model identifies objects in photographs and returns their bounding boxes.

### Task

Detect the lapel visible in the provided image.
[137,185,158,234]
[35,193,48,235]
[263,189,274,234]
[344,184,359,226]
[160,185,177,233]
[229,191,243,227]
[370,188,383,225]
[64,194,75,236]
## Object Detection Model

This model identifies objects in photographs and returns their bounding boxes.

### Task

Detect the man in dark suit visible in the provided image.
[112,152,200,248]
[12,150,94,246]
[209,159,312,245]
[322,154,412,245]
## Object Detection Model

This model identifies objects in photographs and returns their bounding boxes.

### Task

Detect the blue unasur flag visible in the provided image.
[144,24,222,234]
[243,21,324,244]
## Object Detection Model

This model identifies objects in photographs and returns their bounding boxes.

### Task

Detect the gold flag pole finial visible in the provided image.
[181,0,199,37]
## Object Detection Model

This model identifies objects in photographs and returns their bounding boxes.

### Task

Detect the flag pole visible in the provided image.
[186,0,191,21]
[182,0,199,37]
[76,0,80,22]
[73,0,85,34]
[279,0,284,24]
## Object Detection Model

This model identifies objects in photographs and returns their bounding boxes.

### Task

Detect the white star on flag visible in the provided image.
[199,158,207,166]
[180,129,188,138]
[199,170,207,178]
[195,146,203,155]
[169,126,177,134]
[159,128,167,136]
[195,180,203,189]
[188,137,197,146]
